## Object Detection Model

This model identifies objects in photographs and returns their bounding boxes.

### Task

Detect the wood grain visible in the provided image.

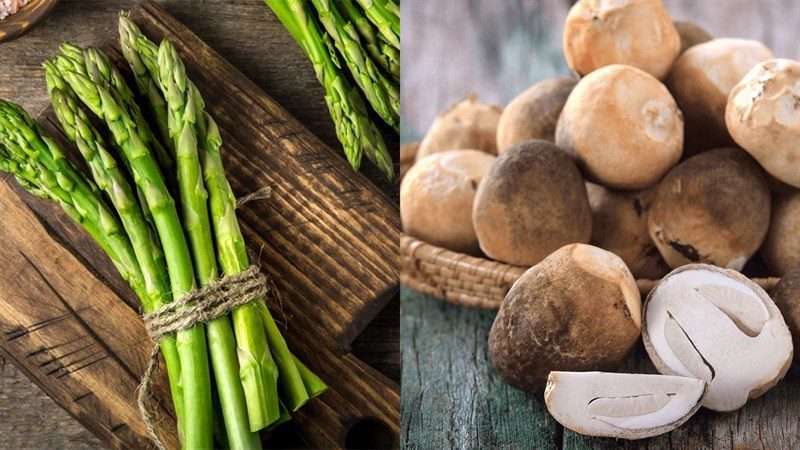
[0,0,58,43]
[401,0,800,448]
[0,1,399,448]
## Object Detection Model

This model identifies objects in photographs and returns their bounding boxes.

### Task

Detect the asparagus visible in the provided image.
[55,54,213,449]
[310,0,399,131]
[156,39,264,446]
[43,63,187,435]
[354,0,400,51]
[263,0,394,179]
[56,45,177,186]
[118,14,173,156]
[339,0,399,82]
[0,100,146,303]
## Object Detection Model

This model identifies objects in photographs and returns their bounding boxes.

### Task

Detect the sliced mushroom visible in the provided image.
[643,264,794,412]
[545,371,707,440]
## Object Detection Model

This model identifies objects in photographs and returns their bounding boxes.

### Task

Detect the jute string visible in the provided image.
[137,186,274,449]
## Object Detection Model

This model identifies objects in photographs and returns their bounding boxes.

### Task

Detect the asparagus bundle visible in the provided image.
[262,0,398,180]
[0,16,328,450]
[310,0,399,130]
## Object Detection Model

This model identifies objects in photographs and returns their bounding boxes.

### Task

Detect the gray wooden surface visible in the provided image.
[0,1,399,447]
[401,0,800,448]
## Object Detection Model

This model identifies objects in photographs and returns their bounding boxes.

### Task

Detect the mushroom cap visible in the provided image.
[417,95,503,161]
[472,140,591,266]
[726,58,800,187]
[586,182,669,279]
[673,20,712,55]
[496,77,578,152]
[555,64,683,190]
[647,148,770,270]
[545,371,707,440]
[401,150,497,254]
[642,264,793,412]
[563,0,680,79]
[489,244,641,393]
[761,191,800,275]
[771,267,800,364]
[667,38,774,153]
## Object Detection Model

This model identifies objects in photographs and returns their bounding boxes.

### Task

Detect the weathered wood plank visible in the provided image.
[401,288,560,449]
[0,178,180,449]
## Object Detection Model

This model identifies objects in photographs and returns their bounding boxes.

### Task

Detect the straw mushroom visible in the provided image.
[761,192,800,276]
[472,140,591,266]
[401,150,496,255]
[586,183,669,279]
[673,20,712,54]
[556,64,683,190]
[647,148,770,270]
[496,77,577,152]
[416,95,502,161]
[545,372,707,440]
[667,38,773,153]
[489,244,641,392]
[771,267,800,364]
[563,0,680,79]
[726,59,800,187]
[642,264,793,412]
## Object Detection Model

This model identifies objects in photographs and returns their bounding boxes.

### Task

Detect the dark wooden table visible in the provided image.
[401,0,800,448]
[0,1,398,447]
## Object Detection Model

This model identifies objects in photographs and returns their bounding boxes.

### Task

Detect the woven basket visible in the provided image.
[401,234,780,309]
[399,141,780,308]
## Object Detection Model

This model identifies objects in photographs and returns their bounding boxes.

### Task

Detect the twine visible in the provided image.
[136,187,272,448]
[137,266,271,449]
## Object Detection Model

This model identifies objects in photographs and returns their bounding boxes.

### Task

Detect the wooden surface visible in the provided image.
[401,0,800,448]
[0,0,58,43]
[0,1,399,448]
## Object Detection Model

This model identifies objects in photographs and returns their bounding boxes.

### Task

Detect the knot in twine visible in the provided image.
[137,265,271,449]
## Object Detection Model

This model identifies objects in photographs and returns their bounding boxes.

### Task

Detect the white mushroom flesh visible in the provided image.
[644,266,793,411]
[545,371,706,439]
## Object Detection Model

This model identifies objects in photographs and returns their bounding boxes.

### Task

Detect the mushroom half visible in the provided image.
[643,264,794,412]
[545,371,707,439]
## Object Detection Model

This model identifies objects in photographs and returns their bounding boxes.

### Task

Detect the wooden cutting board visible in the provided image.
[0,1,399,448]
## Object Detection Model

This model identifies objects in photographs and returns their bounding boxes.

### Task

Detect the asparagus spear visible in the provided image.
[156,39,265,446]
[0,100,147,303]
[43,63,187,434]
[55,55,214,450]
[118,14,173,156]
[263,0,394,179]
[354,0,400,51]
[310,0,399,130]
[339,0,399,82]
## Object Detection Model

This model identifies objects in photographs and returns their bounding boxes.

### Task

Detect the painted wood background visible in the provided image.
[0,1,399,447]
[401,0,800,448]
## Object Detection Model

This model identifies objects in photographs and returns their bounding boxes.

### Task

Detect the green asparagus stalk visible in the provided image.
[354,0,400,51]
[0,100,147,303]
[293,354,329,398]
[118,14,173,156]
[43,63,187,435]
[310,0,399,130]
[263,0,394,179]
[252,300,309,411]
[339,0,399,82]
[54,55,213,450]
[156,39,264,446]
